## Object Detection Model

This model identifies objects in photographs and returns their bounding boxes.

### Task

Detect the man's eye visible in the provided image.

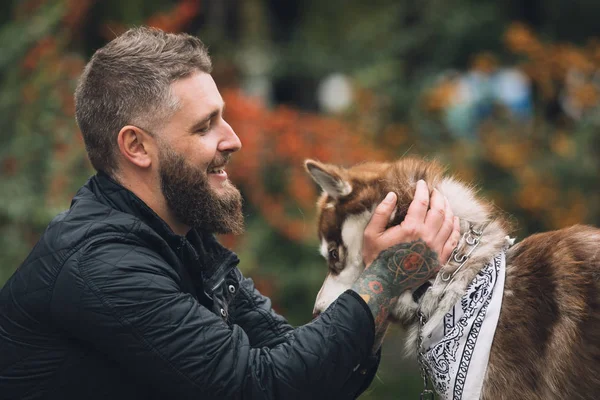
[197,124,210,133]
[329,248,338,260]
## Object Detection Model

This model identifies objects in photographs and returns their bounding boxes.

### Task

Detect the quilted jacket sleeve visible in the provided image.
[229,271,294,348]
[51,241,376,400]
[229,270,381,399]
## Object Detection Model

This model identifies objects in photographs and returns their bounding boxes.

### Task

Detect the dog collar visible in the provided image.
[414,223,487,307]
[439,222,488,285]
[413,281,433,303]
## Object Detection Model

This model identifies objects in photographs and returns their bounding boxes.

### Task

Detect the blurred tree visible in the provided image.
[0,0,90,284]
[0,0,202,281]
[420,24,600,235]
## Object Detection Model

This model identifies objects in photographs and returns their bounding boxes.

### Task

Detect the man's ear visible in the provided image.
[304,159,352,199]
[117,126,153,169]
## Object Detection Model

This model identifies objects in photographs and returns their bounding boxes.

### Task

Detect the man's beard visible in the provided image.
[158,145,244,235]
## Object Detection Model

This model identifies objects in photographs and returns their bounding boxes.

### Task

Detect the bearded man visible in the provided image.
[0,27,460,399]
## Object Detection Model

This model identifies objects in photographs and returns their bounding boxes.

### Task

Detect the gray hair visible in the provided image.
[74,27,212,177]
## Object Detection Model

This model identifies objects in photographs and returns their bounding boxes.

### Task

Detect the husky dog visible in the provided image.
[306,157,600,400]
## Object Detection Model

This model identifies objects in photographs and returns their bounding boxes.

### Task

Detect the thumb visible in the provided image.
[365,192,397,236]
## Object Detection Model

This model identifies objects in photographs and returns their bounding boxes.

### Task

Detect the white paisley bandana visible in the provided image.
[421,251,506,400]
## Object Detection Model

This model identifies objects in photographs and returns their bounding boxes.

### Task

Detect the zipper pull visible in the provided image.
[177,237,186,252]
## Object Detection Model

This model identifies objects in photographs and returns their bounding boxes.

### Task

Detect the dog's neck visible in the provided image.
[411,220,491,304]
[394,178,510,356]
[423,219,506,307]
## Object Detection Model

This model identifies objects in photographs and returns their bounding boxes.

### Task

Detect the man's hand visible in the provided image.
[352,180,460,353]
[362,180,460,269]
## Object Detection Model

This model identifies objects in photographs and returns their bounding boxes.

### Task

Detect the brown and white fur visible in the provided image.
[306,157,600,400]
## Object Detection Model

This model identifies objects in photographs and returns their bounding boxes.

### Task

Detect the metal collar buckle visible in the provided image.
[439,223,486,283]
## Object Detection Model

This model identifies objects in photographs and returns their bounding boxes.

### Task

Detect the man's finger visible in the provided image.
[424,188,446,235]
[364,192,397,236]
[404,180,430,225]
[431,196,454,251]
[440,216,461,263]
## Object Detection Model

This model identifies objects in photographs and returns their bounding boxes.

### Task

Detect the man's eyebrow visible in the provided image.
[188,103,226,132]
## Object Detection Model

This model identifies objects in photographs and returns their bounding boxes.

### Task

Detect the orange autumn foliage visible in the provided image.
[420,24,598,233]
[504,23,600,108]
[101,0,201,39]
[425,23,600,114]
[145,0,201,32]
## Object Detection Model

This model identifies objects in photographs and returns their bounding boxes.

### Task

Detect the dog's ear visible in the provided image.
[304,159,352,199]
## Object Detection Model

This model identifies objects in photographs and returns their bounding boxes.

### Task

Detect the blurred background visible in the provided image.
[1,0,599,398]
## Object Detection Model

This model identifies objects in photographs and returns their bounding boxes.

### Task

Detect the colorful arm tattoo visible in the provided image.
[351,239,440,351]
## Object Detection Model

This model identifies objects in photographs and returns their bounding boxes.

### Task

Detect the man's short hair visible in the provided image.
[74,27,212,176]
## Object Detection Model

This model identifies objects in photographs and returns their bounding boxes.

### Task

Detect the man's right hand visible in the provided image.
[351,180,460,351]
[362,179,460,271]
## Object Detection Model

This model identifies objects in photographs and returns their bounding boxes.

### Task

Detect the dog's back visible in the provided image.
[484,225,600,400]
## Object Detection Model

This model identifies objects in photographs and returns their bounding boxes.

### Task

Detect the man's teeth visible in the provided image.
[209,168,224,174]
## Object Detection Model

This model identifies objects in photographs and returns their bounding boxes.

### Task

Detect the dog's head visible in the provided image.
[305,157,449,317]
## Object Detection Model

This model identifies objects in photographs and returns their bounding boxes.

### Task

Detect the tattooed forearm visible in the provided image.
[351,239,440,352]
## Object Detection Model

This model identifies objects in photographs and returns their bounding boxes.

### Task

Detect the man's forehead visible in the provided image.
[171,72,224,114]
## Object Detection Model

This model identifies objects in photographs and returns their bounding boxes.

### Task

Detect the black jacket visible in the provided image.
[0,173,380,399]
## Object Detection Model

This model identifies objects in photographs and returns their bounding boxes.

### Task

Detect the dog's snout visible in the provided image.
[312,309,321,320]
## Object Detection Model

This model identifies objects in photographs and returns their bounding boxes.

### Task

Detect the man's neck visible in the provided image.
[116,170,190,236]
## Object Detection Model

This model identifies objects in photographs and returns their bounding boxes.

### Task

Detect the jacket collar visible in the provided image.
[78,172,239,277]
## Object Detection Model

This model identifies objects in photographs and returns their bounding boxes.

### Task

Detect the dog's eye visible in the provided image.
[329,248,338,260]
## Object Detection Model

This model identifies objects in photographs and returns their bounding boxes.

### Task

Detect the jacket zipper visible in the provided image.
[176,237,186,258]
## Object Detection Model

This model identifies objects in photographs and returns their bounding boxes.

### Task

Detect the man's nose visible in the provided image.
[218,120,242,153]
